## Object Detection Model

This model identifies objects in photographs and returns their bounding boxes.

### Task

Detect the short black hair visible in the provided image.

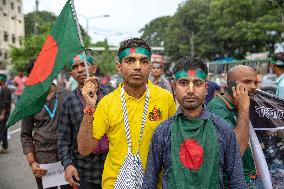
[173,56,208,76]
[26,58,36,75]
[118,38,151,60]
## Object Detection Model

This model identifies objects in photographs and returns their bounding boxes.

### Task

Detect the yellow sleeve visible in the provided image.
[92,98,109,140]
[168,94,177,117]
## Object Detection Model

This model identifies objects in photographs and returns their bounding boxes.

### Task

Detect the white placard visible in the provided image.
[40,161,68,189]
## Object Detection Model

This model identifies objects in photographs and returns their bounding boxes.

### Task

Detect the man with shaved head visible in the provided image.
[208,65,263,188]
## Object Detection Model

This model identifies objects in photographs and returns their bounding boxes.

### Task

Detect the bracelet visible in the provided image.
[83,107,96,115]
[29,161,36,167]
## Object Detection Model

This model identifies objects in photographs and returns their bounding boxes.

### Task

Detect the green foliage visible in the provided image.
[91,40,116,76]
[140,0,283,60]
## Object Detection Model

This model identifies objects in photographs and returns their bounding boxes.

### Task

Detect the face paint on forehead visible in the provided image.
[174,68,207,80]
[118,47,152,62]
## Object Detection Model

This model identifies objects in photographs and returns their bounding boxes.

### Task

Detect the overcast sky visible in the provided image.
[22,0,184,46]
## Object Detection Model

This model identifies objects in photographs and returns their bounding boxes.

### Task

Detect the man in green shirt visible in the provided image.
[208,65,263,188]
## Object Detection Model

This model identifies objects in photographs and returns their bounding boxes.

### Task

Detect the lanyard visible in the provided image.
[44,94,58,119]
[120,85,149,151]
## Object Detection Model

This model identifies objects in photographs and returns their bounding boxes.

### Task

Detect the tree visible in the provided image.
[140,16,172,47]
[90,40,117,76]
[140,0,283,60]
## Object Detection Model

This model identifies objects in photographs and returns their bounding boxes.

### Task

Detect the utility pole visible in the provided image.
[190,31,195,57]
[34,0,39,34]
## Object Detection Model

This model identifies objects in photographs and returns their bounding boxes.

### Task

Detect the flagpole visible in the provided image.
[70,0,90,78]
[249,122,273,189]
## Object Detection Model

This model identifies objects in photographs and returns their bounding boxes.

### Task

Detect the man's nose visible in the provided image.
[78,65,85,72]
[134,60,141,70]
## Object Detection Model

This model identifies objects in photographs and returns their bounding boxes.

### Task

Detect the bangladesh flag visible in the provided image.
[7,0,84,127]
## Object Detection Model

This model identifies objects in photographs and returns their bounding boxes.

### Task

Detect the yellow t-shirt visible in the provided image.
[93,81,176,189]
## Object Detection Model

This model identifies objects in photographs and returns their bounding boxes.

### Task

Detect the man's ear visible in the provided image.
[116,62,122,74]
[205,81,208,89]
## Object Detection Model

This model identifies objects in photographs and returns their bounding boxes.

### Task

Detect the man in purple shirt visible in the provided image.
[143,56,246,189]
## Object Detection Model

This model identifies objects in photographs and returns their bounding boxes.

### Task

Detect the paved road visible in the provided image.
[0,121,37,189]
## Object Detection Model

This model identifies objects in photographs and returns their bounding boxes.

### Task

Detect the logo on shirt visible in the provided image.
[148,105,162,121]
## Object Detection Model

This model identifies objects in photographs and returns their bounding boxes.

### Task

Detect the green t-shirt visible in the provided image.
[207,95,256,183]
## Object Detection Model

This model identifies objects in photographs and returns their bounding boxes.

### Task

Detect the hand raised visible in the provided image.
[82,76,98,108]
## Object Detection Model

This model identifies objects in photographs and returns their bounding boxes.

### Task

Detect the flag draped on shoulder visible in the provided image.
[7,0,84,127]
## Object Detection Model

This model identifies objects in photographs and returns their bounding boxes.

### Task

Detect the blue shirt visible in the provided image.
[143,108,247,189]
[205,80,220,104]
[276,73,284,99]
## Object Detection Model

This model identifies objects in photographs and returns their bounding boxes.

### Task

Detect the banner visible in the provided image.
[250,90,284,131]
[249,90,284,188]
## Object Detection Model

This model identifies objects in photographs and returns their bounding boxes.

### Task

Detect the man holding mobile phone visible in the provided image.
[208,65,262,188]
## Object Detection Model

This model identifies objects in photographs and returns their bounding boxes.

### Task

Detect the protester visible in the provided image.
[143,56,246,188]
[77,38,177,189]
[150,62,172,93]
[0,73,11,154]
[271,52,284,99]
[58,53,111,189]
[20,59,71,189]
[13,71,26,101]
[208,65,263,188]
[205,73,220,104]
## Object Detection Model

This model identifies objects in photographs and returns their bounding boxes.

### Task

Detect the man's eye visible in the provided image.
[180,81,189,86]
[141,59,150,64]
[194,81,203,86]
[126,59,135,63]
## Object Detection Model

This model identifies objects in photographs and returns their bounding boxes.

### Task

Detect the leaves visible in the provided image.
[140,0,283,60]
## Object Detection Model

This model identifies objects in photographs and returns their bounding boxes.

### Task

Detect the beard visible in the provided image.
[180,95,204,110]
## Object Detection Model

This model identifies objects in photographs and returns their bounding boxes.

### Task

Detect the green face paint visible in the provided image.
[174,68,207,80]
[118,47,152,62]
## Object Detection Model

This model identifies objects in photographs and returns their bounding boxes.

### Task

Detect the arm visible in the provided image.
[57,98,80,186]
[142,127,164,189]
[77,112,99,156]
[233,85,250,155]
[20,116,47,177]
[57,99,73,169]
[77,77,104,156]
[225,128,247,189]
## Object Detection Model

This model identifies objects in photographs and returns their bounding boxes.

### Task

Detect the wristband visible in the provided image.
[83,107,96,115]
[29,161,36,167]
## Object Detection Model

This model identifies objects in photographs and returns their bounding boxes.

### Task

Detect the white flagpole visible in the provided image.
[249,122,273,189]
[70,0,90,78]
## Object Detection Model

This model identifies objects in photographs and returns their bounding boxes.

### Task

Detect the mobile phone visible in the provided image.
[226,80,237,95]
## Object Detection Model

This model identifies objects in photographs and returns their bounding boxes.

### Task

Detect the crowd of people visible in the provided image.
[0,37,283,188]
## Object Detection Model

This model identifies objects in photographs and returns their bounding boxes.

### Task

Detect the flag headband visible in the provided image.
[0,74,7,81]
[174,68,207,80]
[118,47,152,62]
[69,53,94,65]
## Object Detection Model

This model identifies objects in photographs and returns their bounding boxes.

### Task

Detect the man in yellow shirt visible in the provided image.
[77,38,176,189]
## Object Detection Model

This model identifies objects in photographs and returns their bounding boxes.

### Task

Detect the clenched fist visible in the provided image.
[82,76,99,108]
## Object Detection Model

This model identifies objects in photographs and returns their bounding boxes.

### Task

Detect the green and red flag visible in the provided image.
[7,0,84,127]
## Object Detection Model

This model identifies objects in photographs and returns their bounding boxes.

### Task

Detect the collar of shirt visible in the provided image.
[216,94,236,110]
[118,80,154,101]
[276,73,284,84]
[175,105,211,120]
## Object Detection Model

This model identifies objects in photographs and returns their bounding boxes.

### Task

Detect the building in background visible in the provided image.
[0,0,24,68]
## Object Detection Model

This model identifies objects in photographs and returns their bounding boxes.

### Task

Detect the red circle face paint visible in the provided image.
[179,139,204,170]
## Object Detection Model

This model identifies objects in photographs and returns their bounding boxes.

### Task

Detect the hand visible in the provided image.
[232,84,250,110]
[31,162,47,178]
[65,165,80,187]
[82,77,98,108]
